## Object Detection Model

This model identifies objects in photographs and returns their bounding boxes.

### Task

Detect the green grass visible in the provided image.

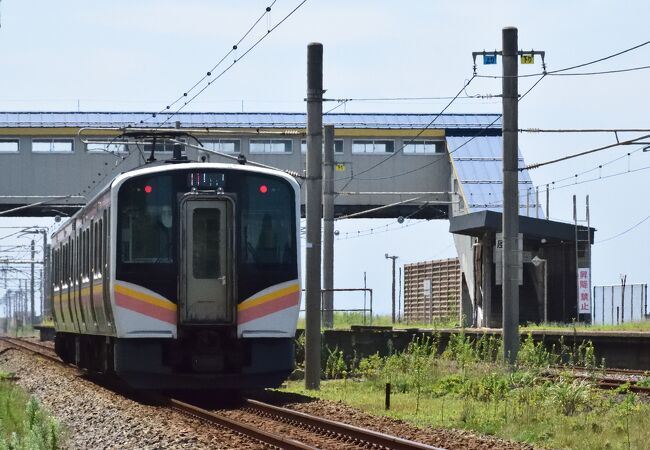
[4,326,39,339]
[522,320,650,332]
[0,377,63,449]
[298,312,459,330]
[283,333,650,450]
[298,312,650,332]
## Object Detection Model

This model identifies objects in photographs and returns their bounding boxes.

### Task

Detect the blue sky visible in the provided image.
[1,1,649,316]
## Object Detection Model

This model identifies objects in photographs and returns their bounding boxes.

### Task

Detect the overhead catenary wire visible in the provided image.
[476,159,650,210]
[333,75,480,188]
[523,133,650,170]
[521,128,650,133]
[138,1,278,126]
[336,72,547,184]
[595,213,650,244]
[548,64,650,76]
[142,0,309,128]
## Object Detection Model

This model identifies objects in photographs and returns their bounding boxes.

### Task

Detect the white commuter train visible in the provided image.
[50,160,301,390]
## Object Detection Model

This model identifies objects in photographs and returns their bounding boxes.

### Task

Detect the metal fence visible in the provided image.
[592,284,649,325]
[403,258,460,323]
[300,288,374,326]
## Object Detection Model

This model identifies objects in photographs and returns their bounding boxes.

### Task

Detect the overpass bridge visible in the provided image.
[0,111,539,220]
[1,111,569,328]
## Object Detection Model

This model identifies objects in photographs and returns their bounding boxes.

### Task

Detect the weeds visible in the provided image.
[325,347,347,380]
[0,383,62,449]
[290,331,650,450]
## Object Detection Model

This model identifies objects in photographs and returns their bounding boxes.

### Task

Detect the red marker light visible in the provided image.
[144,185,153,194]
[259,185,268,194]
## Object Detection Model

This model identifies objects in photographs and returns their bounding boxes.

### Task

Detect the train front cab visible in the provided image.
[113,167,299,390]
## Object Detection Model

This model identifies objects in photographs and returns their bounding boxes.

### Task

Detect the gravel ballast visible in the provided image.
[0,341,537,449]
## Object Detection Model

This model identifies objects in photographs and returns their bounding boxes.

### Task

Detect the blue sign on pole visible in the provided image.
[483,54,497,65]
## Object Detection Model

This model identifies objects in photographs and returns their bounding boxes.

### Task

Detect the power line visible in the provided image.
[323,92,500,113]
[596,213,650,244]
[324,94,499,102]
[524,133,650,170]
[536,147,642,189]
[549,64,650,77]
[475,39,650,79]
[138,2,277,126]
[335,217,431,241]
[141,0,309,128]
[548,40,650,74]
[476,159,650,210]
[488,147,644,208]
[334,75,478,188]
[521,128,650,133]
[336,73,547,184]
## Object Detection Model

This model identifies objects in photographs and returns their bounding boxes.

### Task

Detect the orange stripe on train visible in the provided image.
[237,287,300,324]
[114,283,177,325]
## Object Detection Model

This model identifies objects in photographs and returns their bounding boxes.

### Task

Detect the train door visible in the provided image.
[180,196,233,324]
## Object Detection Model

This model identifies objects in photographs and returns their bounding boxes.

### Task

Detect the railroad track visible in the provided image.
[545,366,650,395]
[243,398,444,450]
[0,336,446,450]
[165,396,446,449]
[0,336,59,362]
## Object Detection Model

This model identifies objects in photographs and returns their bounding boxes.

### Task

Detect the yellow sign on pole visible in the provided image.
[520,54,534,64]
[335,164,346,172]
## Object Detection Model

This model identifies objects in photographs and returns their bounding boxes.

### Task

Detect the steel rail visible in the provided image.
[166,397,316,450]
[543,369,650,395]
[0,337,59,362]
[1,338,449,448]
[244,398,447,450]
[0,337,315,449]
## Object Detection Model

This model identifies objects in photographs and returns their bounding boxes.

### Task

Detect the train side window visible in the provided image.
[52,249,56,284]
[103,209,108,271]
[73,236,76,281]
[84,230,89,278]
[98,218,103,275]
[81,230,86,278]
[88,225,97,276]
[93,222,97,274]
[70,239,74,282]
[87,228,92,276]
[63,244,66,283]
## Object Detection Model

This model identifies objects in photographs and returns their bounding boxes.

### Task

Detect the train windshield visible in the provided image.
[118,174,174,263]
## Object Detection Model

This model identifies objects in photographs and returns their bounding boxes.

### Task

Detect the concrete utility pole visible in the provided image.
[42,229,50,320]
[30,239,36,325]
[502,27,520,365]
[385,254,398,323]
[305,42,324,390]
[322,125,335,329]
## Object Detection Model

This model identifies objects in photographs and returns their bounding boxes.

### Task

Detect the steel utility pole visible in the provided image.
[502,27,520,365]
[305,42,324,390]
[322,125,335,329]
[385,254,398,323]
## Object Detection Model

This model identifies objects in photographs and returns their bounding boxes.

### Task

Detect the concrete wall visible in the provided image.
[296,328,650,371]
